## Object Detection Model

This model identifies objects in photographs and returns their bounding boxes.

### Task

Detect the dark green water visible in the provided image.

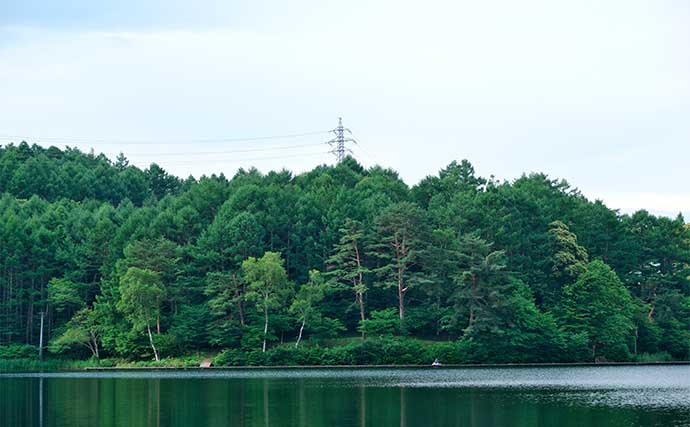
[1,365,688,427]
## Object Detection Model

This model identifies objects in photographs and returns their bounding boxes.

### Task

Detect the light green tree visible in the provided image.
[290,270,327,346]
[117,267,164,361]
[539,220,589,307]
[559,260,635,361]
[243,252,290,352]
[49,306,102,359]
[47,278,84,314]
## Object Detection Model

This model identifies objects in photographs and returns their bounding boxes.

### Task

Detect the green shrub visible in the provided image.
[634,352,673,362]
[0,344,38,359]
[240,326,265,351]
[428,340,474,364]
[359,309,400,337]
[660,327,690,360]
[245,350,267,366]
[213,349,245,366]
[263,346,299,366]
[153,333,179,357]
[392,339,432,364]
[559,332,592,363]
[320,345,354,365]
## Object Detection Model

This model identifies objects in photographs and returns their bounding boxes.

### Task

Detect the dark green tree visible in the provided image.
[371,202,430,327]
[327,218,369,325]
[451,234,507,328]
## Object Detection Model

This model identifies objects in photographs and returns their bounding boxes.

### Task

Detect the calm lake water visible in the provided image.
[1,365,688,427]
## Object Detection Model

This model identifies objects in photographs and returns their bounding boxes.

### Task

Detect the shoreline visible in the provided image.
[3,359,688,375]
[80,360,688,371]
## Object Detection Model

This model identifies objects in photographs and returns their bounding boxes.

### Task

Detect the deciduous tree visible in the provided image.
[243,252,290,352]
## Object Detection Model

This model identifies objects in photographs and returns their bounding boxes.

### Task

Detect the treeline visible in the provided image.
[0,141,688,364]
[0,141,181,204]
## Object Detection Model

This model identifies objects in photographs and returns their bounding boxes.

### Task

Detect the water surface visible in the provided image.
[1,365,688,427]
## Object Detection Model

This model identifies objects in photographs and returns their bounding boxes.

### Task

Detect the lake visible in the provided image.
[1,365,688,427]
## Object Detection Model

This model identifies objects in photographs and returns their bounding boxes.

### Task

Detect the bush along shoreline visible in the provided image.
[1,338,681,373]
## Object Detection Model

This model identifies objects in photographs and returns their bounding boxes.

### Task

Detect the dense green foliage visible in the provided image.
[1,142,688,364]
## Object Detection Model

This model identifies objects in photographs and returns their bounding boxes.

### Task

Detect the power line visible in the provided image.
[134,142,325,157]
[1,120,378,169]
[343,128,380,166]
[0,130,330,145]
[349,142,378,166]
[5,142,324,160]
[129,151,330,167]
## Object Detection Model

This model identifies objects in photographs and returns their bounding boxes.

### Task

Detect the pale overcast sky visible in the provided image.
[1,0,688,218]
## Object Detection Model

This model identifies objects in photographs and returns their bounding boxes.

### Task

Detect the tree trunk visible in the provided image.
[235,277,246,327]
[647,288,657,323]
[469,275,477,326]
[38,311,44,360]
[156,297,161,335]
[89,331,100,359]
[436,295,441,336]
[147,325,160,361]
[237,300,245,327]
[356,291,366,339]
[286,230,291,279]
[397,262,405,325]
[354,241,365,326]
[262,306,269,352]
[398,285,405,323]
[26,301,33,344]
[155,293,161,334]
[295,318,305,347]
[393,237,406,327]
[358,292,365,320]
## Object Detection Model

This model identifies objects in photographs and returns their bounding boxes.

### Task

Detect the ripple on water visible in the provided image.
[1,364,688,411]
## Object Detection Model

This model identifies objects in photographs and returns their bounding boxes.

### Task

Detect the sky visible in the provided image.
[1,0,688,219]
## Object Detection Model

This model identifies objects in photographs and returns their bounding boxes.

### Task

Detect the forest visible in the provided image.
[0,141,688,366]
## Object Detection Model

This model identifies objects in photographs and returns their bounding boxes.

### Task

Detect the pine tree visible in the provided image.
[327,219,369,325]
[370,202,430,327]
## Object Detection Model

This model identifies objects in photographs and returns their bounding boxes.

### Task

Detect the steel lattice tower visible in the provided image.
[326,117,357,163]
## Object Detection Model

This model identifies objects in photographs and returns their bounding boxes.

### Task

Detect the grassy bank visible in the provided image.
[211,338,680,367]
[0,355,206,373]
[0,338,681,373]
[0,358,100,372]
